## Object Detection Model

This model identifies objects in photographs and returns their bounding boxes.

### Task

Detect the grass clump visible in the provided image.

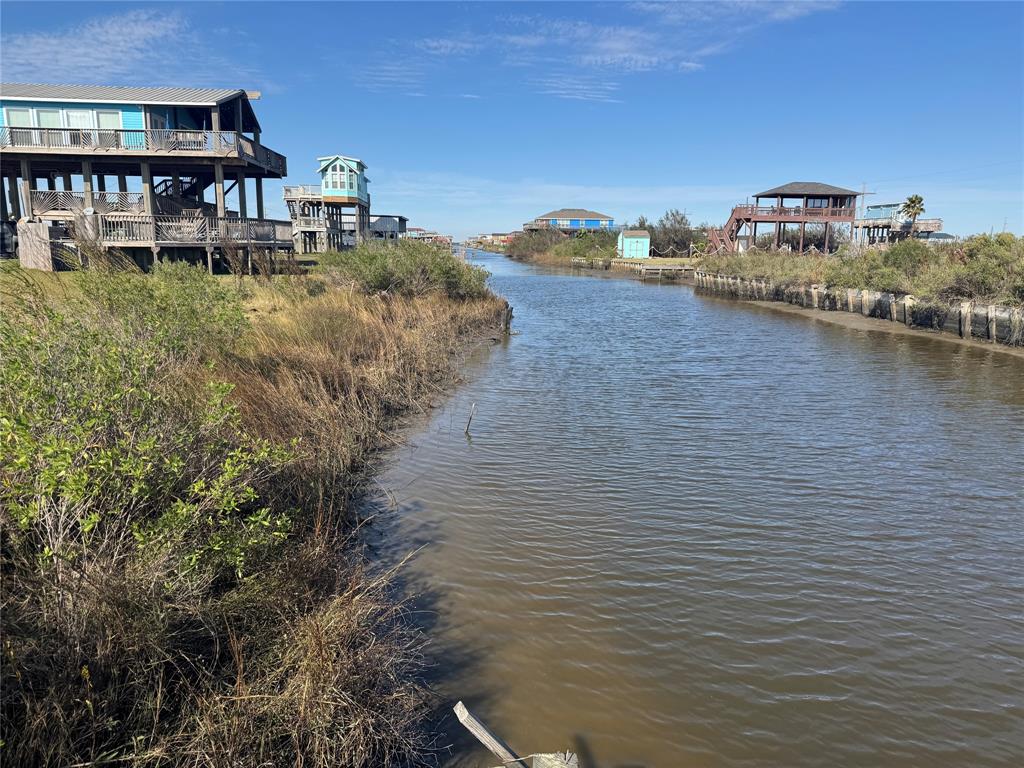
[1,251,505,767]
[317,238,489,299]
[701,233,1024,306]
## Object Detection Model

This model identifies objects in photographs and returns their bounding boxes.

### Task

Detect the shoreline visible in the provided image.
[711,293,1024,359]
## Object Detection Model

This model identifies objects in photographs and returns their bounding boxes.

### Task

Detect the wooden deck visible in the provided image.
[571,255,694,280]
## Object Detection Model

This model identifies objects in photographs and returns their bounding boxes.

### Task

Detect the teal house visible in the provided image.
[317,155,369,206]
[617,229,650,259]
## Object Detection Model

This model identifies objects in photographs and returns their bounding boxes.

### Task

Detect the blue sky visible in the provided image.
[2,1,1022,238]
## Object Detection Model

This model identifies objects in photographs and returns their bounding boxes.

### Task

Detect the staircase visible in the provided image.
[153,176,220,216]
[707,206,748,252]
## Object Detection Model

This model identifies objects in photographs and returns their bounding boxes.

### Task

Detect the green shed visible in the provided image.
[617,229,650,259]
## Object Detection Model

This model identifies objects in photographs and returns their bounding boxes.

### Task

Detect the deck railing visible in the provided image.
[1,127,286,172]
[733,205,857,220]
[283,185,323,197]
[95,214,293,246]
[31,190,146,215]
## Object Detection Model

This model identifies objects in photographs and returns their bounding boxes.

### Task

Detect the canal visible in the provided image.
[368,250,1024,767]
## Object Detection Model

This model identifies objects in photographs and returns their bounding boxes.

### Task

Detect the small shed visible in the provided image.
[617,229,650,259]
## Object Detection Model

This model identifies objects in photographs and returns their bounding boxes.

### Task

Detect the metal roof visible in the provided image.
[537,208,613,220]
[0,83,249,106]
[755,182,859,198]
[621,230,650,237]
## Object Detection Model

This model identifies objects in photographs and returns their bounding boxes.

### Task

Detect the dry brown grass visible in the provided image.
[227,280,505,530]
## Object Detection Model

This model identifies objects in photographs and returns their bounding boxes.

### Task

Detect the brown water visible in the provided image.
[367,251,1024,767]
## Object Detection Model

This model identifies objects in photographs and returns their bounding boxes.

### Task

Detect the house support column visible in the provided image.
[823,222,831,253]
[255,176,264,218]
[46,175,56,191]
[118,174,128,193]
[236,172,247,218]
[62,172,73,190]
[19,159,32,218]
[214,160,226,218]
[150,247,161,268]
[140,161,155,215]
[81,160,94,209]
[97,175,106,193]
[799,222,806,252]
[172,171,181,198]
[8,173,21,219]
[206,246,215,275]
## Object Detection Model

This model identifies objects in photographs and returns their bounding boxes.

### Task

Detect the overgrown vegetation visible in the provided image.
[317,239,489,299]
[627,209,707,255]
[700,234,1024,306]
[0,241,504,767]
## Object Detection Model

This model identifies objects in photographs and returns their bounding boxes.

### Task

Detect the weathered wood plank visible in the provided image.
[454,701,530,768]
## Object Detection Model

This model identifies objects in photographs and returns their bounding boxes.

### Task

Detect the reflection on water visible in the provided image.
[367,251,1024,767]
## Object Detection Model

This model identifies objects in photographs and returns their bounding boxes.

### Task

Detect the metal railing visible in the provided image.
[95,214,293,246]
[1,127,286,172]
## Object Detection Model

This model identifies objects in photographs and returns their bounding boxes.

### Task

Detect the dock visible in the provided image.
[571,255,695,281]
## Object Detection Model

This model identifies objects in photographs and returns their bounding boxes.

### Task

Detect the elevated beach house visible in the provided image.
[706,182,860,253]
[0,82,291,269]
[524,208,615,233]
[617,229,651,259]
[283,155,370,253]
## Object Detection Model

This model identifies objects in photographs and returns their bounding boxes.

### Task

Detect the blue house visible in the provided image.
[0,82,291,268]
[617,229,651,259]
[524,208,615,233]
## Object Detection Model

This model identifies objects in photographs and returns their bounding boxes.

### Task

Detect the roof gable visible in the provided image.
[317,155,367,174]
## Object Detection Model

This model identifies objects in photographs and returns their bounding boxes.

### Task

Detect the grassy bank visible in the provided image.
[506,230,618,265]
[0,241,504,767]
[700,235,1024,307]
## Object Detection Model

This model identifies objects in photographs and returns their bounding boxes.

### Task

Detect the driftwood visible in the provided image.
[452,701,579,768]
[454,701,530,767]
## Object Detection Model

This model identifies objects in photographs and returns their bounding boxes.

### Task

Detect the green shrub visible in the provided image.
[318,239,489,299]
[506,229,563,260]
[701,234,1024,305]
[78,260,247,360]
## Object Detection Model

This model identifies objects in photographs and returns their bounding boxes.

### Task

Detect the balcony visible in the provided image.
[1,127,286,175]
[733,204,857,221]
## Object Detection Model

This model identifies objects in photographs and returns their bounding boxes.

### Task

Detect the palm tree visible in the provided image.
[900,195,925,239]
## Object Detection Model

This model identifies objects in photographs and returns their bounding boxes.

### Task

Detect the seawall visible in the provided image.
[694,271,1024,350]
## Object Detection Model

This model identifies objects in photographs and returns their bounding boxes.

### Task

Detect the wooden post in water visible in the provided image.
[500,302,513,334]
[988,304,997,342]
[454,701,530,768]
[960,301,972,338]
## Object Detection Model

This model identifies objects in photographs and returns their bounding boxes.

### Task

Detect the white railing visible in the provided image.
[95,215,293,246]
[0,128,286,172]
[283,185,322,197]
[31,190,145,215]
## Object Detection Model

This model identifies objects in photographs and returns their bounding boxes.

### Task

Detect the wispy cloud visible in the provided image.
[356,59,425,92]
[0,9,262,86]
[530,74,622,103]
[417,38,480,56]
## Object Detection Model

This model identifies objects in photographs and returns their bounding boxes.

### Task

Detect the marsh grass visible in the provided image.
[700,234,1024,307]
[0,243,504,767]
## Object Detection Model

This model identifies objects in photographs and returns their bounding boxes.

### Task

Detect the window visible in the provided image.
[36,109,61,129]
[97,111,121,130]
[65,109,93,129]
[5,107,32,127]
